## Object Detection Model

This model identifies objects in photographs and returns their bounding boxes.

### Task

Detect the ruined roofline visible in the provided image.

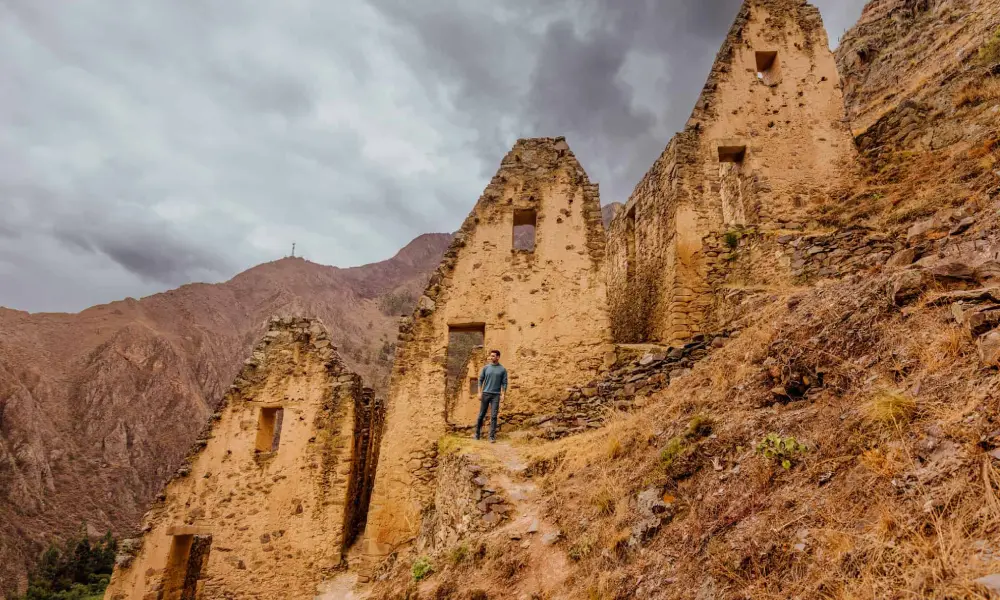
[147,316,357,509]
[611,0,831,231]
[406,135,603,306]
[684,0,828,131]
[386,136,606,381]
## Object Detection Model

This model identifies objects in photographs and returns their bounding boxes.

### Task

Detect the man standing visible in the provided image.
[475,350,508,443]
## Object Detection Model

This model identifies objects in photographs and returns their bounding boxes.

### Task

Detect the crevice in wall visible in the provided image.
[344,389,385,549]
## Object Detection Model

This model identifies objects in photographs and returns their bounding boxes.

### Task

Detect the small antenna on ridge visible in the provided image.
[291,242,296,258]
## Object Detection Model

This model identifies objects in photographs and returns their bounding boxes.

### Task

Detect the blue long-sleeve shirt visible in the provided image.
[478,363,508,394]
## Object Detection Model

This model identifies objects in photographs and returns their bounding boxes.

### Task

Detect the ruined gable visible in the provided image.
[104,317,383,600]
[362,137,613,559]
[608,0,855,344]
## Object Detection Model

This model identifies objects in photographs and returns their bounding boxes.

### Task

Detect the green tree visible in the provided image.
[14,526,117,600]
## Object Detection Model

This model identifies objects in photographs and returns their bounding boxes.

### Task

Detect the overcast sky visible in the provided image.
[0,0,867,313]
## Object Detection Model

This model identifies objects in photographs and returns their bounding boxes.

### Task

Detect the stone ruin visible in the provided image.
[361,136,614,559]
[606,0,856,344]
[104,0,864,594]
[103,317,384,599]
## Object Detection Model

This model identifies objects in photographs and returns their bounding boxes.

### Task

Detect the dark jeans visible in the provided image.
[475,393,501,440]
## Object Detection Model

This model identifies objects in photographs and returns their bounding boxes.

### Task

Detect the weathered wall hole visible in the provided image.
[718,144,747,164]
[254,407,283,453]
[513,209,537,252]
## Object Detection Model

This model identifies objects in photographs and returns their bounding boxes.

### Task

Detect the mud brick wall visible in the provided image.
[105,317,379,600]
[363,137,614,558]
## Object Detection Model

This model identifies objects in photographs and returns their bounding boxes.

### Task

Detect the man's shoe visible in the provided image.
[489,438,496,444]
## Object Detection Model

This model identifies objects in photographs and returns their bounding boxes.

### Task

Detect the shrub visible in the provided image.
[980,28,1000,64]
[686,414,714,439]
[568,538,594,561]
[448,544,468,566]
[756,433,807,470]
[411,556,434,581]
[659,436,687,469]
[723,230,740,250]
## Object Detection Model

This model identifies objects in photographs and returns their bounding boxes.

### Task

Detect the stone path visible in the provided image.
[480,440,570,598]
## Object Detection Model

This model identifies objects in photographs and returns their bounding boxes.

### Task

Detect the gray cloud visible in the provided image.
[0,0,866,313]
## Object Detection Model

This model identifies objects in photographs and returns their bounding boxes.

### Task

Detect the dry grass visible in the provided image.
[865,390,917,427]
[954,78,1000,109]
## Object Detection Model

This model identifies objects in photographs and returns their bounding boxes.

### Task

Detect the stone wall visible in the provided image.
[362,137,613,558]
[104,317,383,600]
[608,0,855,344]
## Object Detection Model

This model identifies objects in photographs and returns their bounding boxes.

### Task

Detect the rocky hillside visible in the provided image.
[361,1,1000,598]
[0,233,450,596]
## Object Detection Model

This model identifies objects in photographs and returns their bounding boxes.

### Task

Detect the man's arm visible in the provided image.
[478,367,486,397]
[501,368,508,398]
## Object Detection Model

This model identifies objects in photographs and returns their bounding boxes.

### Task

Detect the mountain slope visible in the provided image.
[0,233,451,596]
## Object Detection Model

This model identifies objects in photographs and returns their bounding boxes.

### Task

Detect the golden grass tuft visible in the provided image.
[865,390,917,426]
[606,436,624,460]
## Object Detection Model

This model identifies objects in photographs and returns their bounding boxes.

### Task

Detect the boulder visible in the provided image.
[928,261,977,282]
[886,248,920,268]
[975,261,1000,285]
[907,208,970,244]
[979,331,1000,368]
[890,269,930,305]
[967,308,1000,337]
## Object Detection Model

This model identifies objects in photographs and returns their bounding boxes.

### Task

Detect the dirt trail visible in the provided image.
[315,440,568,599]
[315,572,367,600]
[479,440,571,599]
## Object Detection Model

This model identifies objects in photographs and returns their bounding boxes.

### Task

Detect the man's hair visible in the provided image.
[489,349,501,358]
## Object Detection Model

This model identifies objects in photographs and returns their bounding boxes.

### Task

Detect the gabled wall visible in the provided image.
[362,137,613,557]
[608,0,855,344]
[104,317,383,600]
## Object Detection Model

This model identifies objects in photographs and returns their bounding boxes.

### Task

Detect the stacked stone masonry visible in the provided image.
[529,332,737,439]
[104,317,384,600]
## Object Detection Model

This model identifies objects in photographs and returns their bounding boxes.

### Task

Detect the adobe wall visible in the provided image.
[363,137,613,556]
[608,0,855,343]
[104,317,383,600]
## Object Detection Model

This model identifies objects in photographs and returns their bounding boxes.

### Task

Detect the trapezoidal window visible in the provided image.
[162,534,213,600]
[512,209,537,252]
[718,145,747,164]
[755,51,781,87]
[254,407,284,453]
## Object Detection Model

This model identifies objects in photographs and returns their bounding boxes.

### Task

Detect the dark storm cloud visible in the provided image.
[0,0,867,313]
[52,220,231,285]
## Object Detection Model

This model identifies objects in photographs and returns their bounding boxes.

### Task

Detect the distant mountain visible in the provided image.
[0,233,451,596]
[602,202,624,229]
